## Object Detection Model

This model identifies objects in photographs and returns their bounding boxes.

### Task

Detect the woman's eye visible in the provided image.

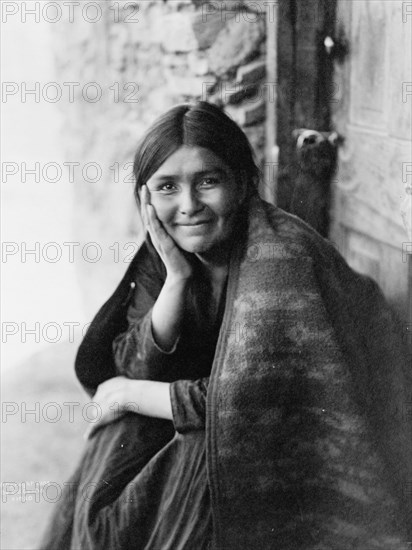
[159,183,176,192]
[200,177,219,187]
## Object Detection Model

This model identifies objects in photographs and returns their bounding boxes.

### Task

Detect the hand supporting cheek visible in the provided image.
[140,185,194,282]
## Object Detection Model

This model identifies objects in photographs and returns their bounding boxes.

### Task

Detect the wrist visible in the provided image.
[165,273,192,287]
[124,380,142,414]
[125,380,173,420]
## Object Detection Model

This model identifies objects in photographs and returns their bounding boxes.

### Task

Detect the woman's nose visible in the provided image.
[178,188,203,215]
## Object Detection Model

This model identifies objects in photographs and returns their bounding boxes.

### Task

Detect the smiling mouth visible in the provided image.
[177,220,212,226]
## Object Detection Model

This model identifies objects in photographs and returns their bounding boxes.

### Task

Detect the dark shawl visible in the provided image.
[40,194,411,549]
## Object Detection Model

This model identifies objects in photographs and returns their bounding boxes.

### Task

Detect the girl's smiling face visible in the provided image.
[144,146,246,256]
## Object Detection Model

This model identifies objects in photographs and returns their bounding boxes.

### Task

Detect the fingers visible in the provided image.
[147,204,167,241]
[84,422,97,440]
[141,186,171,255]
[83,417,111,440]
[83,406,128,440]
[139,186,188,277]
[141,186,159,239]
[83,411,103,440]
[82,376,129,440]
[140,185,150,230]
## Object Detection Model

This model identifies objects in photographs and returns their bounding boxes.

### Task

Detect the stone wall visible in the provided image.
[52,0,269,315]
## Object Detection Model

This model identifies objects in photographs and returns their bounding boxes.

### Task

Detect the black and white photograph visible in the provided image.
[1,1,412,548]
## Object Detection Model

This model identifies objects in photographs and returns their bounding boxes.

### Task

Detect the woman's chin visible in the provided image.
[178,238,215,254]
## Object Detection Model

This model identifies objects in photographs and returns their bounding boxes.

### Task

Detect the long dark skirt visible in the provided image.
[39,414,213,550]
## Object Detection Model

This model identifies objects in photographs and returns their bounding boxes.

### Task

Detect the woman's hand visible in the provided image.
[84,376,140,440]
[140,185,193,282]
[84,377,173,440]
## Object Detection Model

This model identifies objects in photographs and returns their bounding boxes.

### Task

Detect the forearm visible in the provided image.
[127,379,173,421]
[87,376,209,438]
[113,274,190,379]
[150,276,191,351]
[130,377,210,431]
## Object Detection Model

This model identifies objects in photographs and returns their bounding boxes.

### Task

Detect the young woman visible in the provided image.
[79,102,257,549]
[41,102,410,549]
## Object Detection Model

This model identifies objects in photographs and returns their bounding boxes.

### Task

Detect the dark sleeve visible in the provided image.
[74,238,167,396]
[74,250,144,397]
[112,301,181,381]
[112,254,182,380]
[169,377,209,434]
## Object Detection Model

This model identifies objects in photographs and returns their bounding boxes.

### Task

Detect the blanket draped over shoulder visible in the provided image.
[40,194,411,549]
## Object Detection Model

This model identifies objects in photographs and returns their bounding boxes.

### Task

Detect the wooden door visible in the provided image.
[276,0,411,325]
[329,0,412,534]
[330,0,412,326]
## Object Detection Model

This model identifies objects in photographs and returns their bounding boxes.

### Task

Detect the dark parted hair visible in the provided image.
[133,101,260,206]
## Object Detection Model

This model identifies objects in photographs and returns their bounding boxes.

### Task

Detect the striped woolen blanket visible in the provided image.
[207,194,411,548]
